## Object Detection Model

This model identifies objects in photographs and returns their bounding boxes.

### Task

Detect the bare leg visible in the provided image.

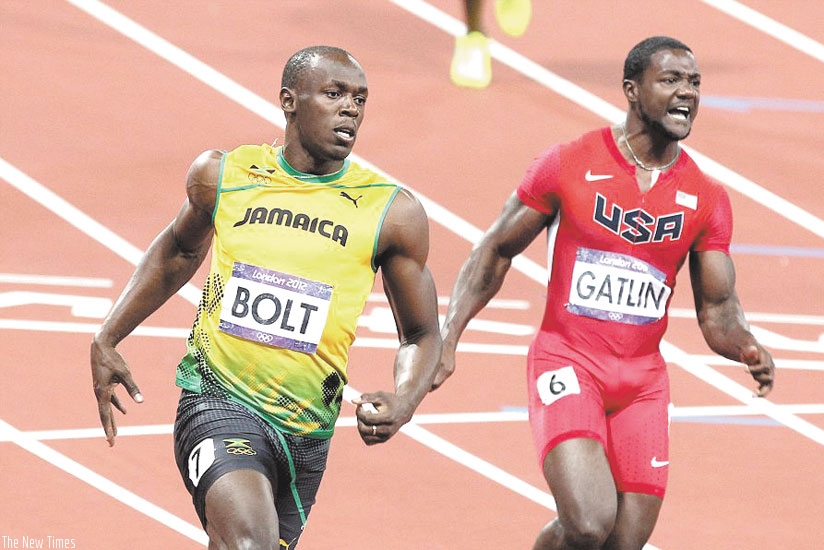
[603,492,662,550]
[533,438,617,549]
[463,0,485,33]
[205,469,280,550]
[451,0,492,88]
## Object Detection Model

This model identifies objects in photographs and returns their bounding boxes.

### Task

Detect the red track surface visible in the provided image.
[2,1,823,549]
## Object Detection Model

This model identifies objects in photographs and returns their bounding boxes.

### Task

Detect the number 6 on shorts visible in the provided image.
[536,366,581,406]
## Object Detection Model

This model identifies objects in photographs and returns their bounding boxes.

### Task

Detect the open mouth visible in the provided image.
[668,106,691,121]
[334,126,356,141]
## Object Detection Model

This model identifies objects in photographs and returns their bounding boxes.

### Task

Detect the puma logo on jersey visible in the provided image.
[340,192,362,208]
[249,164,276,174]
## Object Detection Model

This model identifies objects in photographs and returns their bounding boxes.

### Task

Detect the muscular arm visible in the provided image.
[434,192,553,389]
[354,188,442,444]
[90,150,221,445]
[689,250,775,396]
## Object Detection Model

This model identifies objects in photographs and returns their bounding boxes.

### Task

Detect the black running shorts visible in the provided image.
[173,390,330,548]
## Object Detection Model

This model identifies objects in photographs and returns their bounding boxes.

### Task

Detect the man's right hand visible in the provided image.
[90,339,143,446]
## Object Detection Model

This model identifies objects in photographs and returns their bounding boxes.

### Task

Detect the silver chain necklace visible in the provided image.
[621,124,680,172]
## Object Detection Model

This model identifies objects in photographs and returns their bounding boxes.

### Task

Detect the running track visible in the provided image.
[1,1,823,548]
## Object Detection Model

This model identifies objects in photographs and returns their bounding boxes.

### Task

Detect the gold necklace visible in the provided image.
[621,124,680,172]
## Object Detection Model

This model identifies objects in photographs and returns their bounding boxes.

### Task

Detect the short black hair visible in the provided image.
[623,36,692,81]
[281,45,354,89]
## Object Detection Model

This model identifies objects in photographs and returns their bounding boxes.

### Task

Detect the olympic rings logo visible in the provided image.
[226,447,257,456]
[223,438,258,456]
[608,312,624,321]
[256,333,274,343]
[248,173,271,185]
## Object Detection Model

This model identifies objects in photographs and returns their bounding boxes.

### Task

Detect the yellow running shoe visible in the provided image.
[495,0,532,37]
[450,31,492,89]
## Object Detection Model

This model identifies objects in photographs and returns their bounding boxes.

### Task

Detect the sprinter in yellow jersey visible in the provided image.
[91,46,442,549]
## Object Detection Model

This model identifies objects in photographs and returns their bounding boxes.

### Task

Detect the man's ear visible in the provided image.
[622,79,638,104]
[280,87,295,113]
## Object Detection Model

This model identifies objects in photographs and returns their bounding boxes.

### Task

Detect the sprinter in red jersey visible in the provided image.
[435,36,774,549]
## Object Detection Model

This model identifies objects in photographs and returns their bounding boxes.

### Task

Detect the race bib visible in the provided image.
[536,366,581,406]
[219,262,333,353]
[566,248,671,325]
[188,438,215,487]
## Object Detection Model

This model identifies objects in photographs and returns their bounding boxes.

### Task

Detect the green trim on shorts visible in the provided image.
[272,428,308,526]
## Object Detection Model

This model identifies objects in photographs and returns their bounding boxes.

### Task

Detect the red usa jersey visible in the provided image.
[517,127,732,358]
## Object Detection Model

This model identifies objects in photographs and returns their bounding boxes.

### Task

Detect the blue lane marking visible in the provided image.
[501,407,784,427]
[672,416,783,427]
[702,95,824,113]
[731,244,824,259]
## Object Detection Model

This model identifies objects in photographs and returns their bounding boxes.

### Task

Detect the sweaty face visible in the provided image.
[635,48,701,141]
[291,53,368,172]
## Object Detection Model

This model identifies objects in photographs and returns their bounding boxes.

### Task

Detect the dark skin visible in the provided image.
[435,47,774,549]
[619,47,701,193]
[91,50,441,549]
[463,0,484,34]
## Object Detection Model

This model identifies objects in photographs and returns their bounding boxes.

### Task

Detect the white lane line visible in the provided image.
[61,0,549,285]
[661,341,824,445]
[0,157,203,306]
[0,274,112,288]
[392,0,824,242]
[669,308,824,326]
[701,0,824,63]
[690,355,824,371]
[0,418,207,545]
[9,403,824,443]
[6,317,823,370]
[341,386,560,514]
[390,0,824,447]
[1,1,817,544]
